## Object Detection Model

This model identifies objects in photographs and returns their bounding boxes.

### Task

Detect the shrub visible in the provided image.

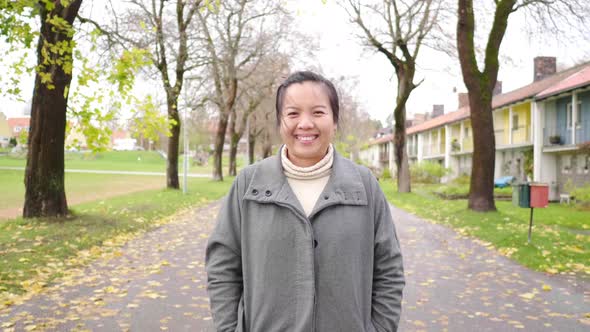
[382,167,391,179]
[571,184,590,210]
[410,161,450,184]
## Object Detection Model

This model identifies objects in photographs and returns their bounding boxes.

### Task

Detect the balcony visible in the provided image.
[544,120,590,146]
[462,137,473,152]
[407,144,417,157]
[511,125,531,144]
[423,143,444,157]
[494,129,507,145]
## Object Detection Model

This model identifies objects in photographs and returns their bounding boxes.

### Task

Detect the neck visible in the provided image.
[281,144,334,180]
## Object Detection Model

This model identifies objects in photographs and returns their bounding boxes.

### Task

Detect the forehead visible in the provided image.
[283,81,330,106]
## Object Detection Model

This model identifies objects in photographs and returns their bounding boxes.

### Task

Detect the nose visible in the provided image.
[297,113,314,129]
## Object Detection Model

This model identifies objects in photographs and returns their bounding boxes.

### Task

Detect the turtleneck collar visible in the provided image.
[281,144,334,180]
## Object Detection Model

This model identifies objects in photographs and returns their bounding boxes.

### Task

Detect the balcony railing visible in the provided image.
[511,125,530,144]
[494,129,507,145]
[462,137,473,152]
[544,120,590,146]
[423,143,444,156]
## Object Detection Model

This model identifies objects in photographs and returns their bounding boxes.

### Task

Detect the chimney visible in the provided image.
[493,81,502,96]
[534,56,556,82]
[432,104,444,118]
[458,93,469,108]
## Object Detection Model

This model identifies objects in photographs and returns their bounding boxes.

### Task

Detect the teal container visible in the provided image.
[518,183,530,208]
[512,184,520,207]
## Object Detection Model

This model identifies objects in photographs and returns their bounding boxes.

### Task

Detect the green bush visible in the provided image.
[382,167,391,179]
[410,161,450,184]
[571,184,590,210]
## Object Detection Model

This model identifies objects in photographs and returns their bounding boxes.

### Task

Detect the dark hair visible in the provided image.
[275,71,339,126]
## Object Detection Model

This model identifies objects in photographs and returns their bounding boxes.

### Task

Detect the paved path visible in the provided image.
[1,202,588,331]
[0,167,210,178]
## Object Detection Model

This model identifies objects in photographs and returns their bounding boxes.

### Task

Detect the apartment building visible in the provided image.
[362,57,590,199]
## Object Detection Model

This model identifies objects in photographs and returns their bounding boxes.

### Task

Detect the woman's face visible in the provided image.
[279,81,336,167]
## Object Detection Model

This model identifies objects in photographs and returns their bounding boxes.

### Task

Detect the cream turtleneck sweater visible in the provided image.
[281,144,333,216]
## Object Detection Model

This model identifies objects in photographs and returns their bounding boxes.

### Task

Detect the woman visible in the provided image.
[206,71,404,332]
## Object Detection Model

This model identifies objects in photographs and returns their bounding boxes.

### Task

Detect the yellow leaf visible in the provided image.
[519,292,536,300]
[542,284,552,292]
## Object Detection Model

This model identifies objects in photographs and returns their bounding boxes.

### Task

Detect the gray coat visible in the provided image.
[206,151,404,332]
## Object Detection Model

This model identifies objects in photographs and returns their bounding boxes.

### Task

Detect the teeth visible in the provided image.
[297,136,316,141]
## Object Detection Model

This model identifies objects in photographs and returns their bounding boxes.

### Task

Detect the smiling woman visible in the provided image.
[206,71,405,331]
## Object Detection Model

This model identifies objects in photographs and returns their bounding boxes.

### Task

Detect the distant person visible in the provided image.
[206,71,405,331]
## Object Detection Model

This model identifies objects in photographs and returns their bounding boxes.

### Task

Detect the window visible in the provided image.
[464,127,470,137]
[562,155,572,174]
[14,126,21,132]
[566,101,582,128]
[579,154,590,174]
[512,114,519,130]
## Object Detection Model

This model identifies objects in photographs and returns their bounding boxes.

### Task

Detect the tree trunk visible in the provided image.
[212,112,229,181]
[248,132,256,164]
[457,0,511,211]
[393,68,414,193]
[228,133,239,176]
[467,86,497,211]
[228,110,238,176]
[262,130,272,158]
[166,98,181,189]
[23,0,83,218]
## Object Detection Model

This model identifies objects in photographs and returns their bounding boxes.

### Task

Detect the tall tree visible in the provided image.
[227,52,289,176]
[343,0,443,193]
[81,0,205,189]
[22,0,83,217]
[197,0,284,181]
[456,0,588,211]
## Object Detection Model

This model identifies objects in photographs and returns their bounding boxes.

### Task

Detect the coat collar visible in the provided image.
[244,147,368,219]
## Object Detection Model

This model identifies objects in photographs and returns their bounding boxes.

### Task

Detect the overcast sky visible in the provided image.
[1,0,589,125]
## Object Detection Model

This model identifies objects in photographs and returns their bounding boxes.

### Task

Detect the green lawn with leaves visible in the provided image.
[0,151,245,174]
[0,177,232,305]
[381,181,590,277]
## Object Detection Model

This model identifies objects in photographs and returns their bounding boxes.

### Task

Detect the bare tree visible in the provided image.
[457,0,589,211]
[80,0,205,189]
[342,0,443,193]
[226,52,289,176]
[197,0,285,181]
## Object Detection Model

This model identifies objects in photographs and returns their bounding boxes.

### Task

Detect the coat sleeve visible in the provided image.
[370,176,405,332]
[206,174,245,332]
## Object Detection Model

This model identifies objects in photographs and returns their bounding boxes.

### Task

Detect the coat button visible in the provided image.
[323,195,329,200]
[314,240,318,248]
[265,190,272,197]
[252,189,259,196]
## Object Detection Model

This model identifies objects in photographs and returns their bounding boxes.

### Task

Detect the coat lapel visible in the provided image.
[243,147,368,220]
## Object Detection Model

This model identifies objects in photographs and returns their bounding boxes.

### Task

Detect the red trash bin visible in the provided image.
[529,183,549,208]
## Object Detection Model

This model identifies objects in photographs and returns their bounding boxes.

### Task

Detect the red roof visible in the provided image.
[536,64,590,99]
[368,133,393,146]
[492,62,590,109]
[367,61,590,143]
[406,107,470,135]
[7,117,30,135]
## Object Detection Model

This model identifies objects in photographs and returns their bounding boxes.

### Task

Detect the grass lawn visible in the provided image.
[381,181,590,277]
[0,177,232,304]
[0,170,167,219]
[0,151,246,174]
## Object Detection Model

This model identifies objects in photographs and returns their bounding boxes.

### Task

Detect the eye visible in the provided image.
[286,111,298,117]
[314,110,326,116]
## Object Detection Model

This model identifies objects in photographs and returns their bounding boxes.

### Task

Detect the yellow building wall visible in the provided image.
[0,113,11,138]
[511,102,531,144]
[493,108,509,145]
[462,119,473,152]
